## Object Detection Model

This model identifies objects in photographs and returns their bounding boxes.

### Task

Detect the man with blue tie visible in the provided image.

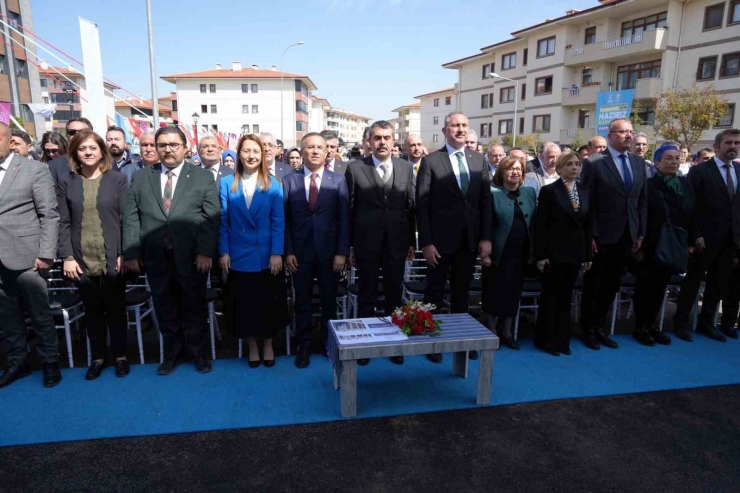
[260,133,292,180]
[579,118,648,350]
[283,132,350,368]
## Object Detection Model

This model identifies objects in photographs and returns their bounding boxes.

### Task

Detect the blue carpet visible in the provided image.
[2,334,740,447]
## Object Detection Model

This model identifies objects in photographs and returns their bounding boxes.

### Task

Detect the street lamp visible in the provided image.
[192,112,200,147]
[488,73,519,148]
[280,41,305,146]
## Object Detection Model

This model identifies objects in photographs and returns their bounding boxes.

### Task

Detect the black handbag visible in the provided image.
[654,189,688,273]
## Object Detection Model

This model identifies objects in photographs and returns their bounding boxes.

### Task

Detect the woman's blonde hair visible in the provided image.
[554,150,581,174]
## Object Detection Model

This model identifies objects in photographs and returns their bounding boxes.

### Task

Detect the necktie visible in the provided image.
[324,162,331,171]
[618,154,633,193]
[379,163,390,183]
[210,167,217,181]
[163,170,174,214]
[725,164,735,200]
[455,152,469,195]
[308,173,319,212]
[413,164,419,177]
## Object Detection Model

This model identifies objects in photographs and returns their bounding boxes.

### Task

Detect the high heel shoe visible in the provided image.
[248,358,261,368]
[263,358,275,368]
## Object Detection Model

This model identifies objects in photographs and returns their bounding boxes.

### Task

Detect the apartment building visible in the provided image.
[162,62,317,147]
[414,86,458,149]
[391,102,421,143]
[115,98,173,127]
[158,92,178,122]
[324,106,371,145]
[443,0,740,148]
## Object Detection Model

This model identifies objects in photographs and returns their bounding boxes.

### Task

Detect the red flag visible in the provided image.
[129,118,143,138]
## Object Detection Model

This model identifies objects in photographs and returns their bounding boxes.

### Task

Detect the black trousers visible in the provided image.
[633,262,673,330]
[0,261,58,365]
[147,252,208,361]
[293,256,336,349]
[356,233,406,318]
[424,231,476,314]
[720,265,740,330]
[78,274,127,360]
[674,234,735,330]
[535,263,580,351]
[580,229,631,332]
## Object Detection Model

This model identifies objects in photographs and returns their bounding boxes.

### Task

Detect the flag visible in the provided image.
[114,114,133,144]
[0,102,11,125]
[178,123,196,148]
[129,118,143,138]
[27,103,57,118]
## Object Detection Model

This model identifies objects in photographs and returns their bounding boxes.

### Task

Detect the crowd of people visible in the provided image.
[0,112,739,390]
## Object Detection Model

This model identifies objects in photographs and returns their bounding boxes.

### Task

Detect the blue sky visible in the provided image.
[31,0,597,120]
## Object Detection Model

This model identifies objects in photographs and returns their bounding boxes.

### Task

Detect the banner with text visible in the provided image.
[595,89,635,137]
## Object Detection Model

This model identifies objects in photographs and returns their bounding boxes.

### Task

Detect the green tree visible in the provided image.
[10,117,25,131]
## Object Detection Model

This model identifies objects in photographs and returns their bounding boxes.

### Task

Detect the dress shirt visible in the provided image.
[268,160,276,176]
[115,155,127,170]
[160,161,185,197]
[446,143,470,189]
[542,168,559,186]
[0,152,12,187]
[205,162,221,180]
[607,146,633,184]
[371,154,393,180]
[325,158,336,173]
[488,164,497,176]
[714,156,738,193]
[241,171,258,209]
[678,162,691,176]
[303,165,324,201]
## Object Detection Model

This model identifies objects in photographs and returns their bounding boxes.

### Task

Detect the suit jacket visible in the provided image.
[0,154,59,270]
[532,180,592,265]
[642,174,698,261]
[120,160,143,184]
[271,161,293,181]
[218,174,284,272]
[283,168,350,262]
[203,164,235,191]
[580,149,647,245]
[491,186,536,265]
[346,156,416,259]
[415,145,492,254]
[327,158,347,176]
[57,169,129,276]
[122,161,220,276]
[523,167,557,197]
[687,158,740,252]
[48,155,71,184]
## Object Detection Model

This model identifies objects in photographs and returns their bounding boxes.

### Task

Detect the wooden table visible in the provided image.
[328,313,499,418]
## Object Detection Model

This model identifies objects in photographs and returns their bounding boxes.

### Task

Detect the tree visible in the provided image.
[10,117,25,131]
[653,82,729,150]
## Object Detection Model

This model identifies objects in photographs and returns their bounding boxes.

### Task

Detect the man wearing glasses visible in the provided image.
[579,118,648,351]
[48,118,93,183]
[123,126,220,375]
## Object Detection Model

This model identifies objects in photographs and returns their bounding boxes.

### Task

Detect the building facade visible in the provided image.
[115,98,173,127]
[391,103,421,143]
[415,86,458,149]
[324,106,370,145]
[443,0,740,149]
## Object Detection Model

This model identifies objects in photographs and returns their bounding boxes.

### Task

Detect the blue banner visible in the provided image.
[595,89,635,137]
[114,114,133,144]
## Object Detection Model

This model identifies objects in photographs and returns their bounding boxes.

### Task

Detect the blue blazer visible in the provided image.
[218,174,284,273]
[283,169,350,262]
[491,186,537,266]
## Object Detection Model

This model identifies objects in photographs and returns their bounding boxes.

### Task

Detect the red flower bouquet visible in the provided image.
[391,301,443,337]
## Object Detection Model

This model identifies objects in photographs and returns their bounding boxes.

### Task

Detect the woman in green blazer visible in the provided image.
[480,156,536,349]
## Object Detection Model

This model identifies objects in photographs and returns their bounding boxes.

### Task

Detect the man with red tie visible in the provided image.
[320,130,347,176]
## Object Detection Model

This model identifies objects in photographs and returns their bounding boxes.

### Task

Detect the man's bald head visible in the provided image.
[404,134,424,163]
[587,136,607,155]
[0,123,12,161]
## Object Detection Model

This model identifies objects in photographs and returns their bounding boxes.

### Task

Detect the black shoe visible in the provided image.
[649,329,671,345]
[196,356,212,374]
[426,353,443,364]
[582,333,601,350]
[500,336,520,350]
[560,347,572,355]
[43,362,62,388]
[722,326,738,340]
[157,359,180,376]
[632,328,655,347]
[596,331,618,349]
[115,359,130,377]
[389,356,404,365]
[674,327,694,342]
[700,325,727,343]
[468,351,478,360]
[357,358,370,366]
[85,361,106,381]
[263,358,275,368]
[295,347,311,369]
[542,346,560,356]
[248,359,261,368]
[0,362,32,389]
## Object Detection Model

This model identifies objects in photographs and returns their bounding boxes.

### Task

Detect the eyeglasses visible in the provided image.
[156,143,182,150]
[44,148,60,155]
[67,129,78,137]
[610,130,634,136]
[263,143,276,150]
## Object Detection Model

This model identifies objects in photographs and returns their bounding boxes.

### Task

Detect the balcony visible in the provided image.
[565,28,667,66]
[561,83,601,106]
[633,77,663,100]
[559,128,595,145]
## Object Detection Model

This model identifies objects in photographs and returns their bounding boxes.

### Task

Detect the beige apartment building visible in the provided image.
[442,0,739,149]
[325,106,371,145]
[415,87,458,149]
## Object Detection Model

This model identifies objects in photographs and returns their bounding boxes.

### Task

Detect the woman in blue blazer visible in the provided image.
[480,156,536,349]
[218,134,286,368]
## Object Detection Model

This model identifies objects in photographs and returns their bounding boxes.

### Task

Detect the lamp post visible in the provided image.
[488,73,519,148]
[280,41,305,146]
[145,0,159,129]
[192,112,200,148]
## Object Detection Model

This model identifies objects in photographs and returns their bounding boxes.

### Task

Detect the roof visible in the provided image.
[115,99,170,112]
[392,102,421,113]
[161,68,318,90]
[39,66,120,89]
[414,87,455,99]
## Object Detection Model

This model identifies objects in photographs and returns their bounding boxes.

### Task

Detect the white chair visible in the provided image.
[122,275,162,365]
[44,264,85,368]
[514,278,542,341]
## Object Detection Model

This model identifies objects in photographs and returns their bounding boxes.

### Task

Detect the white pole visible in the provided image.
[146,0,159,128]
[513,80,518,148]
[280,41,304,146]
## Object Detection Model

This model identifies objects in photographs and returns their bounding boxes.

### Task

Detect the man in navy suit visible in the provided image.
[260,133,292,180]
[284,132,350,369]
[321,130,347,176]
[198,136,234,189]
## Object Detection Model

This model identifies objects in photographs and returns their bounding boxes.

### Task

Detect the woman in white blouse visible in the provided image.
[218,134,286,368]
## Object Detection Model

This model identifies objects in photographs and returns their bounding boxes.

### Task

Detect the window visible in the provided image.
[537,36,556,58]
[582,68,594,85]
[211,125,218,132]
[533,115,551,133]
[296,121,307,132]
[498,119,513,135]
[523,48,528,66]
[0,54,4,74]
[480,123,492,138]
[445,96,451,105]
[521,83,526,100]
[704,3,725,30]
[697,56,718,80]
[716,103,736,127]
[534,76,553,95]
[295,80,309,96]
[50,93,80,104]
[241,84,249,93]
[42,96,49,103]
[200,84,206,93]
[519,117,525,135]
[720,52,740,77]
[433,98,439,107]
[500,86,515,103]
[633,105,655,125]
[433,116,439,125]
[252,124,260,134]
[432,134,439,143]
[210,105,217,113]
[202,125,208,132]
[296,101,308,113]
[242,105,249,114]
[172,100,177,111]
[8,12,21,28]
[585,26,596,44]
[15,59,27,78]
[209,84,216,93]
[482,63,491,79]
[502,52,516,70]
[251,84,258,93]
[617,60,661,89]
[242,125,250,133]
[39,78,47,88]
[201,104,208,113]
[621,12,667,37]
[481,93,493,109]
[732,0,740,25]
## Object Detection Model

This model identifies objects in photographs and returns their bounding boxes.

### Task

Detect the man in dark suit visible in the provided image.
[198,136,234,189]
[259,132,292,180]
[284,132,350,369]
[0,123,62,389]
[48,117,93,184]
[416,112,492,363]
[579,118,648,350]
[346,121,416,366]
[123,126,220,375]
[673,128,740,342]
[321,130,347,176]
